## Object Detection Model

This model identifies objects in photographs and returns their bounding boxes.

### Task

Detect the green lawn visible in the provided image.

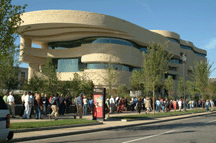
[111,108,216,120]
[10,119,98,130]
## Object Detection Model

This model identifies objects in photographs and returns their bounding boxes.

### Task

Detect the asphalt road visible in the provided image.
[11,112,216,143]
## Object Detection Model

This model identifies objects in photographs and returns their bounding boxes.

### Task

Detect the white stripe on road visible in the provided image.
[206,120,216,123]
[122,130,176,143]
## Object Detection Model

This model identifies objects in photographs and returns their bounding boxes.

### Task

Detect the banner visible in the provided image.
[93,94,103,118]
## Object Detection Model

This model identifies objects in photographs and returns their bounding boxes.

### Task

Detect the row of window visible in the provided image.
[48,37,135,49]
[52,58,142,72]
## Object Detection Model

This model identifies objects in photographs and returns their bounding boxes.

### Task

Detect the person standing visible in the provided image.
[65,95,71,114]
[161,99,165,113]
[59,94,65,115]
[3,92,8,104]
[210,100,214,112]
[42,94,49,116]
[7,92,16,118]
[20,92,27,117]
[117,98,124,113]
[155,98,160,112]
[109,96,115,113]
[115,95,120,112]
[23,92,30,119]
[105,98,110,118]
[74,94,83,119]
[49,94,53,114]
[137,98,142,114]
[34,93,43,119]
[173,99,177,111]
[88,97,93,113]
[49,94,59,120]
[178,99,182,111]
[124,97,128,111]
[29,92,35,119]
[83,96,88,115]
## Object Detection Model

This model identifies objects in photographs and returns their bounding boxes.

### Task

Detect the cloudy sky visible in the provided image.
[12,0,216,77]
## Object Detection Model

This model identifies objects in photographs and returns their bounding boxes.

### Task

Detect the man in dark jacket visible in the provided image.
[59,94,65,115]
[42,94,49,116]
[49,93,59,120]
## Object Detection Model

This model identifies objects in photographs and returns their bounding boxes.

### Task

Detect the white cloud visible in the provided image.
[204,38,216,50]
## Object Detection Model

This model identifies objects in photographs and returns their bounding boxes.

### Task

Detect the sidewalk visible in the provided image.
[10,109,215,142]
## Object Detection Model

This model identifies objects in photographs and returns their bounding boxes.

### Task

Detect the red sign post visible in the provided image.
[93,88,106,121]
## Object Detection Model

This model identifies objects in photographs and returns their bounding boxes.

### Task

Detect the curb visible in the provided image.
[10,112,215,142]
[11,122,103,133]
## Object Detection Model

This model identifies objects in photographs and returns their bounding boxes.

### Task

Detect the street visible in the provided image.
[10,112,216,143]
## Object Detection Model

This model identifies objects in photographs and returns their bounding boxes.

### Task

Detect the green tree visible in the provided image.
[177,77,184,99]
[116,84,128,97]
[164,76,175,98]
[190,60,214,108]
[130,70,144,91]
[142,42,173,114]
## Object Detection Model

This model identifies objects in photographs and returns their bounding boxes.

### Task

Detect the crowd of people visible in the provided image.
[2,92,216,119]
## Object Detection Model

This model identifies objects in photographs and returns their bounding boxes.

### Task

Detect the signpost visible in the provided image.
[93,88,106,121]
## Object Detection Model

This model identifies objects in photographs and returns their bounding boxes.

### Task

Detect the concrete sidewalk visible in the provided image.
[10,110,215,142]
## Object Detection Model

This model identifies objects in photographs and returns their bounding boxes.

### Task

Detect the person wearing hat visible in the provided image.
[7,92,16,118]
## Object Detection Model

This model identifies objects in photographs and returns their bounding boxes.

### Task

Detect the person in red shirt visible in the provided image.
[173,99,177,111]
[117,98,123,113]
[49,94,53,114]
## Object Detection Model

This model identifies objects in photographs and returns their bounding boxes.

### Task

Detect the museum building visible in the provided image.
[18,10,207,92]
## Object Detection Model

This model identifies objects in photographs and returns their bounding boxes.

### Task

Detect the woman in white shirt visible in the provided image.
[83,96,88,115]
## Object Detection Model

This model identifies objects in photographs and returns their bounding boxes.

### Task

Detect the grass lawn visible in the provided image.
[111,108,216,120]
[10,119,98,130]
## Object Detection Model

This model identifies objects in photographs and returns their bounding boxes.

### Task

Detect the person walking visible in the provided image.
[42,94,49,116]
[115,95,120,112]
[161,99,165,113]
[59,94,65,115]
[65,95,71,114]
[205,100,210,112]
[7,92,16,118]
[74,94,83,119]
[49,94,59,120]
[124,97,128,111]
[83,96,88,115]
[155,98,160,112]
[117,97,124,113]
[109,96,115,113]
[137,98,142,114]
[34,93,43,119]
[145,97,151,114]
[178,99,182,111]
[20,92,27,117]
[165,99,170,112]
[23,92,30,119]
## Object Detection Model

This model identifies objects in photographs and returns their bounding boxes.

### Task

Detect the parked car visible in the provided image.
[0,96,13,141]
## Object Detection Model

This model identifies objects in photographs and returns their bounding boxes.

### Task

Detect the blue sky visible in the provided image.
[12,0,216,77]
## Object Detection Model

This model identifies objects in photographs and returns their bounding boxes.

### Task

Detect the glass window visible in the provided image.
[180,45,192,50]
[48,37,135,49]
[169,59,180,64]
[92,38,134,47]
[87,63,130,71]
[132,68,142,72]
[139,47,148,53]
[167,38,179,43]
[194,52,206,57]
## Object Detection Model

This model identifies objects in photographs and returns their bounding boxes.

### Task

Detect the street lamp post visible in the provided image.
[182,53,187,111]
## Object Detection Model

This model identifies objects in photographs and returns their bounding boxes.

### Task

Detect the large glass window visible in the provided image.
[87,63,130,71]
[52,58,87,72]
[48,37,135,49]
[194,52,206,57]
[180,45,192,50]
[139,47,148,53]
[169,59,180,64]
[167,38,179,43]
[92,38,134,47]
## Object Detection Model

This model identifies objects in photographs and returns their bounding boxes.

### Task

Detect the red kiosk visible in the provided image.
[93,88,106,121]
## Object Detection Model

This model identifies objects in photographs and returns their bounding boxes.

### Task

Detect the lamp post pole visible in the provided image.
[182,53,186,111]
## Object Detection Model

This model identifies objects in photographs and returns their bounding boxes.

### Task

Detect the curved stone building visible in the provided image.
[18,10,207,93]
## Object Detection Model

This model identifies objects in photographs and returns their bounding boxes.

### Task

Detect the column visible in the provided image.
[28,63,39,81]
[19,36,32,62]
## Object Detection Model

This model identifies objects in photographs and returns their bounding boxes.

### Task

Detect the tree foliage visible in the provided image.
[190,60,214,108]
[142,42,173,114]
[116,84,128,97]
[164,76,175,98]
[130,70,144,91]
